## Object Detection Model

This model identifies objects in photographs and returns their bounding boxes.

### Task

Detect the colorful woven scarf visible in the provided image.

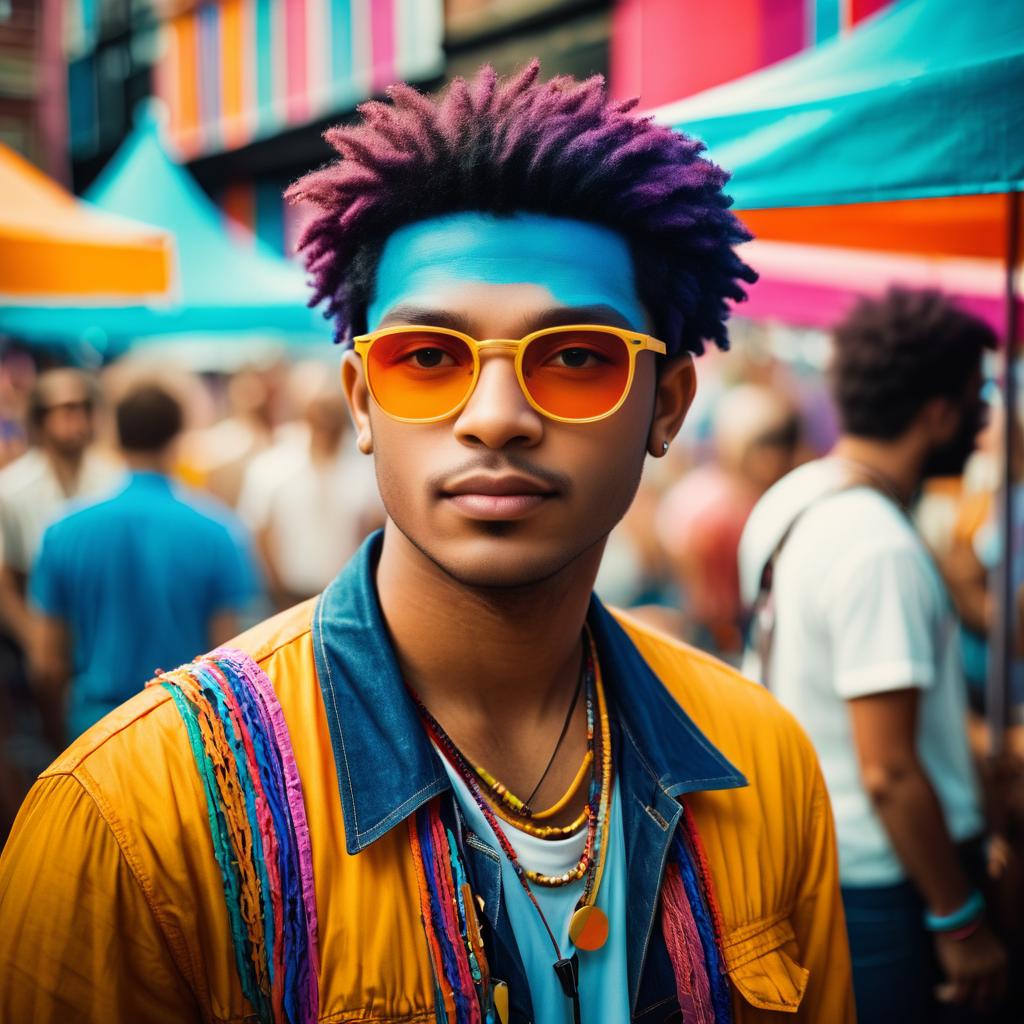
[150,648,320,1024]
[660,808,733,1023]
[409,795,732,1023]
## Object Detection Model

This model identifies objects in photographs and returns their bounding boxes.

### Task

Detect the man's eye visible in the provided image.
[408,347,452,368]
[552,347,602,369]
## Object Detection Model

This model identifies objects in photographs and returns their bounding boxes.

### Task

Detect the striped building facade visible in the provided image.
[153,0,444,160]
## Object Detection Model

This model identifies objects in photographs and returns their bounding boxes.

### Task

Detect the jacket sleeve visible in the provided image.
[0,772,201,1023]
[791,762,857,1023]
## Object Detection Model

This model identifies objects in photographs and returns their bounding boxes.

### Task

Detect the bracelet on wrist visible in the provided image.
[924,890,985,932]
[945,920,983,942]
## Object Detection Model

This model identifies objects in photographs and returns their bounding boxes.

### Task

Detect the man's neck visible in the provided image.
[831,434,925,507]
[44,447,84,498]
[374,521,602,806]
[124,452,171,475]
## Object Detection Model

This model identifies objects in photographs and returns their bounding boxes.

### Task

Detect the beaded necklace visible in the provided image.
[410,629,613,1024]
[412,633,611,888]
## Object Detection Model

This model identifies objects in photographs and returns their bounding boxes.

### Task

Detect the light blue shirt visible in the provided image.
[30,471,260,737]
[441,758,630,1023]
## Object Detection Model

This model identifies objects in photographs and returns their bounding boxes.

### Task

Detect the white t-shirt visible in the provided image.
[739,459,983,886]
[0,448,120,574]
[238,435,381,597]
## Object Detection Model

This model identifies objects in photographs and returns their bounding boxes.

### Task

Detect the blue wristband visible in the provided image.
[924,890,985,932]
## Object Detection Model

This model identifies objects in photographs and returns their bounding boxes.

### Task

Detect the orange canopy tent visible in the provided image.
[743,195,1011,261]
[732,195,1021,342]
[0,144,173,303]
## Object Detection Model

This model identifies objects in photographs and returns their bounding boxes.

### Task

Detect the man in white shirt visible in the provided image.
[740,289,1007,1022]
[238,377,382,607]
[0,371,118,668]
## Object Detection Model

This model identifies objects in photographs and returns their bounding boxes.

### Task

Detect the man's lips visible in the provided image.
[440,473,558,520]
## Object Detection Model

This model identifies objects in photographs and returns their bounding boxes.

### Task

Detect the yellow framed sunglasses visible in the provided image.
[352,323,667,424]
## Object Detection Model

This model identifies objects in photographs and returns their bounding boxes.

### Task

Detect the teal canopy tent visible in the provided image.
[0,107,328,355]
[655,0,1023,750]
[653,0,1024,209]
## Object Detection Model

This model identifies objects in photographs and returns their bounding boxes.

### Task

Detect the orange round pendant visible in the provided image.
[569,905,609,951]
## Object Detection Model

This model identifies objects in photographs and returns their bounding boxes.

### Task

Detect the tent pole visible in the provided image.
[990,189,1021,758]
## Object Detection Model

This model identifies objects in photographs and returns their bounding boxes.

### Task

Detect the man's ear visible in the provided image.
[919,394,960,444]
[341,351,374,454]
[648,354,696,457]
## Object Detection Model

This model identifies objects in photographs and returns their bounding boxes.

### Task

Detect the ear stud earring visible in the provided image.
[662,441,669,453]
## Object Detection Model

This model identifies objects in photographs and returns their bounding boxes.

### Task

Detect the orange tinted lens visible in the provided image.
[521,329,631,420]
[366,330,475,420]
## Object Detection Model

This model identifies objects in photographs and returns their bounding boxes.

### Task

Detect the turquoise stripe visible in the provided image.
[255,0,275,133]
[811,0,841,42]
[163,683,263,1014]
[330,0,359,109]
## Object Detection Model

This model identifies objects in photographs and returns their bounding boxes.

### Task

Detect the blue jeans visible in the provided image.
[843,838,1007,1024]
[843,880,931,1024]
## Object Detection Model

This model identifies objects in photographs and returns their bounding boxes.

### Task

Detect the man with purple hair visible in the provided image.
[0,65,853,1023]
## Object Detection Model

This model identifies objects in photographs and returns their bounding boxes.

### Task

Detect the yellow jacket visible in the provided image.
[0,541,854,1023]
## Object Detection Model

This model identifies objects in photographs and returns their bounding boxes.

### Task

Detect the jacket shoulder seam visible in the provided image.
[40,687,175,777]
[250,622,314,667]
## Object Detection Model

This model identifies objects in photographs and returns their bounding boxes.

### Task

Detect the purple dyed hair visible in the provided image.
[288,62,757,355]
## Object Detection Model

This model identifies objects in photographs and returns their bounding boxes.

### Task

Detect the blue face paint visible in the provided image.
[367,212,647,332]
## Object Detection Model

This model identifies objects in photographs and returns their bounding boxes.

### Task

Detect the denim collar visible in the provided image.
[312,531,745,856]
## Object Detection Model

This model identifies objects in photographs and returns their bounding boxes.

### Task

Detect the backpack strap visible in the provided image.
[751,461,905,690]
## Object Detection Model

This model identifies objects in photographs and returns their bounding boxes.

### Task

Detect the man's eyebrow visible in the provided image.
[376,306,473,333]
[521,305,635,333]
[376,303,637,335]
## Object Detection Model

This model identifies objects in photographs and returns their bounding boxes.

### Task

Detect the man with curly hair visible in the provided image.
[0,66,853,1023]
[740,288,1006,1023]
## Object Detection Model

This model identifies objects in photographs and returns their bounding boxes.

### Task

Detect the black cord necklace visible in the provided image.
[523,646,586,810]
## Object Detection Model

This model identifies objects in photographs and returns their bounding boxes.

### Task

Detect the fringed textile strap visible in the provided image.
[150,648,320,1024]
[409,800,494,1024]
[409,798,730,1023]
[661,805,733,1023]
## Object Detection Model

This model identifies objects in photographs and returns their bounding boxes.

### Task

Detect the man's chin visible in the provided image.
[402,523,604,592]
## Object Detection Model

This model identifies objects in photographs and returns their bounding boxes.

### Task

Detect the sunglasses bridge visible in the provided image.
[470,336,649,351]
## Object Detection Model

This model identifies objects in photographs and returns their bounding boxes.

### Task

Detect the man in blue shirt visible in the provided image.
[30,382,259,741]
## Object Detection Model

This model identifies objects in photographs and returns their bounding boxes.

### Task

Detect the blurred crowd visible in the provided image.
[1,289,1023,1016]
[0,353,384,834]
[0,320,1020,835]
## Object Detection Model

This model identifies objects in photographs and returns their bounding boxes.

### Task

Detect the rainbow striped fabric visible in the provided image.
[153,0,444,159]
[150,648,320,1024]
[408,795,732,1023]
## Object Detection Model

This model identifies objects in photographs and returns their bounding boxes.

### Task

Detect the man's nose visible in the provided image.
[452,354,544,449]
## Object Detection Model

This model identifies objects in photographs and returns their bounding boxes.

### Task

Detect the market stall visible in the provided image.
[0,143,172,303]
[654,0,1023,743]
[0,107,328,357]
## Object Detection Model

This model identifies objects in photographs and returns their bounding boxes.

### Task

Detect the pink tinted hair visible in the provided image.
[288,62,756,355]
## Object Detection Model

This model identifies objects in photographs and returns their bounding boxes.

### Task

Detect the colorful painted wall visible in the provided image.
[610,0,892,107]
[153,0,444,160]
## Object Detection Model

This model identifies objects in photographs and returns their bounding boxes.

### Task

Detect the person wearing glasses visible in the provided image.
[0,65,854,1023]
[0,369,118,748]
